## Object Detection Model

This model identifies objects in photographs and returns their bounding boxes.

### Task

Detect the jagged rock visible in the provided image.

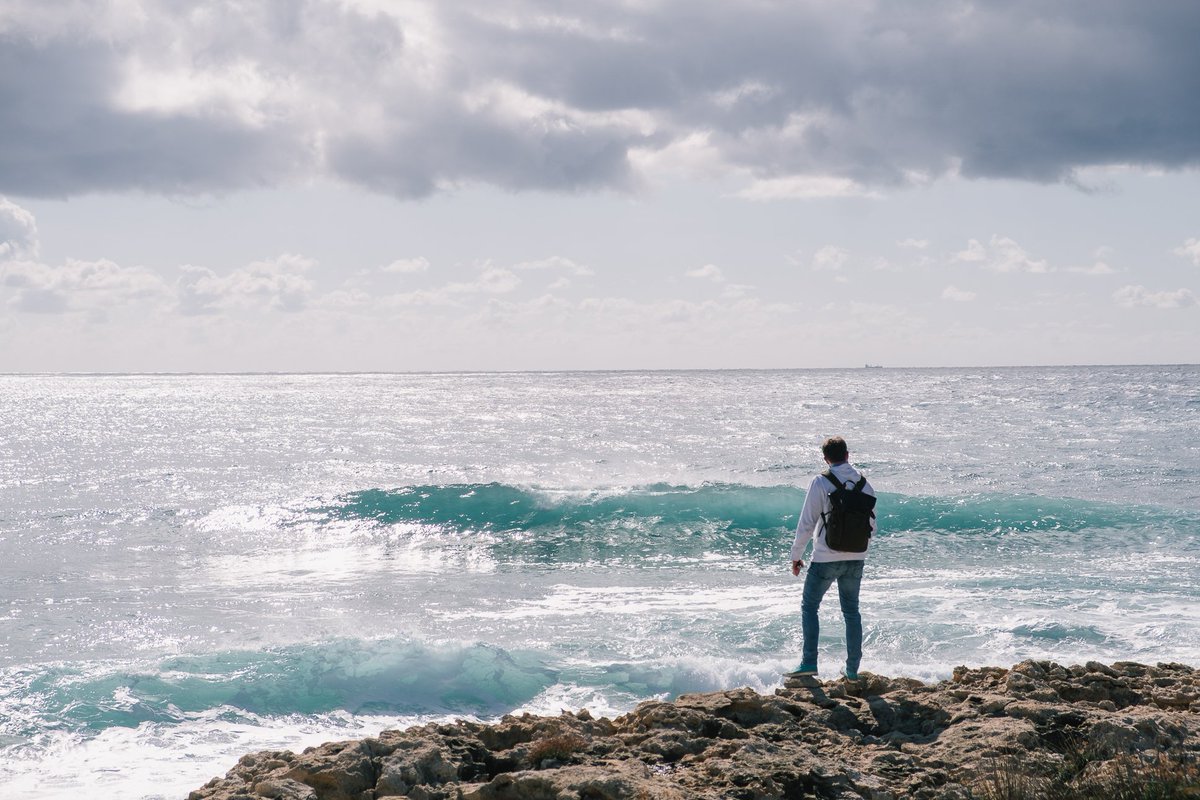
[189,661,1200,800]
[282,741,377,800]
[374,741,457,797]
[463,762,673,800]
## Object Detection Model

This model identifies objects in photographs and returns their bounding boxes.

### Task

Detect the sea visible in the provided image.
[1,366,1198,798]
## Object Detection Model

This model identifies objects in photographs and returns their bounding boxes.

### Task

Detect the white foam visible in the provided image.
[0,708,456,800]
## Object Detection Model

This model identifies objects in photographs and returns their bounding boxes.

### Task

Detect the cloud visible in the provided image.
[1066,261,1117,275]
[1,257,170,313]
[382,257,431,274]
[1,202,329,318]
[685,263,724,281]
[177,254,316,315]
[1113,285,1197,308]
[513,255,594,276]
[987,237,1049,273]
[734,175,879,200]
[811,246,849,271]
[1174,238,1200,266]
[443,264,521,295]
[1066,246,1117,274]
[0,197,39,259]
[2,1,1199,199]
[953,239,987,263]
[897,238,929,250]
[361,255,595,308]
[0,199,174,313]
[955,235,1049,273]
[0,35,311,197]
[941,285,977,302]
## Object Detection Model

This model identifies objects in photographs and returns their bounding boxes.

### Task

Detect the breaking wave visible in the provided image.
[315,482,1198,540]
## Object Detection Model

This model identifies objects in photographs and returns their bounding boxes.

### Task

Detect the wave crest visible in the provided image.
[316,482,1196,538]
[1,640,557,739]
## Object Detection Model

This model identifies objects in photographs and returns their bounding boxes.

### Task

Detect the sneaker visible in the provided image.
[783,664,818,678]
[840,667,860,681]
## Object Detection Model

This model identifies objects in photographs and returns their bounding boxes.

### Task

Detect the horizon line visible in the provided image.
[1,362,1197,377]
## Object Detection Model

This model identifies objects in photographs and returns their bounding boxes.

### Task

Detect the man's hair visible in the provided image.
[822,436,849,463]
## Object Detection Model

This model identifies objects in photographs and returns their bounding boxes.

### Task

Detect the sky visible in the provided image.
[1,0,1198,372]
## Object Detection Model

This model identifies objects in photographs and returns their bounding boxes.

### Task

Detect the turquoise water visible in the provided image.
[1,367,1197,797]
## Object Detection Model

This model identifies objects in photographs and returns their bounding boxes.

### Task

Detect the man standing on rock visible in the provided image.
[786,436,877,682]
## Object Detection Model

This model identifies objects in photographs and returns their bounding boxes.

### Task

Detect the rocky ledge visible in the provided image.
[190,660,1199,800]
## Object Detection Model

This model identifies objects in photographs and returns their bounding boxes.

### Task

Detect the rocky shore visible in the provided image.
[189,660,1199,800]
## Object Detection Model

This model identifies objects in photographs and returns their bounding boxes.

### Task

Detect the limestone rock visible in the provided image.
[189,661,1200,800]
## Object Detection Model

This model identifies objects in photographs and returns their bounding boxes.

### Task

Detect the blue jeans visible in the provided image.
[801,560,864,673]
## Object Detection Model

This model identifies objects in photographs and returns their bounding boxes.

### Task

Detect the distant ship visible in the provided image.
[864,364,883,369]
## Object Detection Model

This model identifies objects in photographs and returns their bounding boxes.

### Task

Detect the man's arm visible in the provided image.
[789,476,825,575]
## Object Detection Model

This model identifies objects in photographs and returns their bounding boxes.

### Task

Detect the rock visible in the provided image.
[188,661,1200,800]
[375,741,457,797]
[463,762,675,800]
[282,741,376,800]
[251,779,317,799]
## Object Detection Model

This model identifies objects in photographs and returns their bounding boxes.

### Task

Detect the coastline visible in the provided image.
[189,659,1199,800]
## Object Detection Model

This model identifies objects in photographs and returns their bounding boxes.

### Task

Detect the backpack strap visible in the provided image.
[823,470,869,495]
[821,469,846,489]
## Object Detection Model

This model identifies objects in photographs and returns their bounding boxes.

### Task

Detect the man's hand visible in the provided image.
[792,560,804,576]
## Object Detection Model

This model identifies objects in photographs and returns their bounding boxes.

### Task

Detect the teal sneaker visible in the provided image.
[840,667,860,681]
[784,664,818,678]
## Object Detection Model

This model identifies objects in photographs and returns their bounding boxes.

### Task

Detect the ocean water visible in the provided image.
[1,366,1198,798]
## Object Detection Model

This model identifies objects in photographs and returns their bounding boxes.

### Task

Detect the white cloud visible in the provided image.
[177,254,316,315]
[1065,246,1116,274]
[1,201,177,314]
[115,55,291,128]
[628,132,724,183]
[0,197,39,260]
[897,238,929,250]
[382,256,430,274]
[953,239,987,263]
[955,235,1049,273]
[685,263,724,282]
[1113,285,1196,309]
[443,264,520,295]
[2,257,169,313]
[735,175,879,201]
[1174,238,1200,266]
[811,246,849,271]
[1066,261,1116,275]
[378,289,461,308]
[941,285,977,302]
[989,236,1049,273]
[513,256,593,276]
[318,287,374,310]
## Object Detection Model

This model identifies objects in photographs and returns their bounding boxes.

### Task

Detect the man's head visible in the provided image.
[822,436,849,464]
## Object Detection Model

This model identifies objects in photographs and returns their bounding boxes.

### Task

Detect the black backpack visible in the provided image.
[820,470,876,552]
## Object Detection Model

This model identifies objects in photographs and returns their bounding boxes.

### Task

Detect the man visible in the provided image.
[786,436,876,681]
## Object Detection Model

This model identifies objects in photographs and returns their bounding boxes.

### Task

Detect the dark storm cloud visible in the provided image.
[327,109,640,198]
[1,0,1197,199]
[0,37,312,197]
[462,0,1200,185]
